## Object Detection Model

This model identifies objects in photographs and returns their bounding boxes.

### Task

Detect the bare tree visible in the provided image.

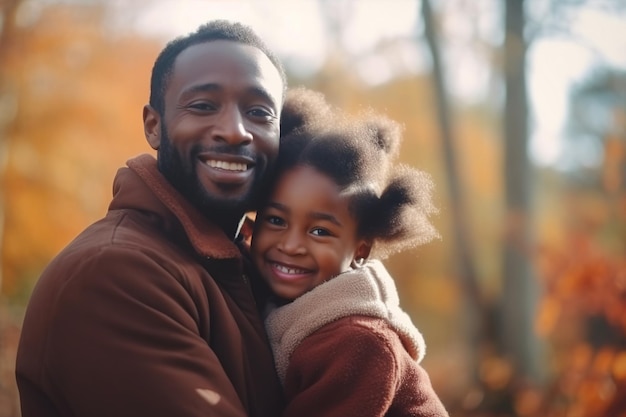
[419,0,492,380]
[420,0,546,385]
[501,0,544,382]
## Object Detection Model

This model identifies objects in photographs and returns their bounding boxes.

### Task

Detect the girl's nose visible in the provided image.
[277,230,306,255]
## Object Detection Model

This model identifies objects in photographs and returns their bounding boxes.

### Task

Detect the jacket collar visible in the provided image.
[110,153,243,259]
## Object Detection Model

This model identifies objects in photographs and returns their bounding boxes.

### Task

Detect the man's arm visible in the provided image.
[45,246,247,417]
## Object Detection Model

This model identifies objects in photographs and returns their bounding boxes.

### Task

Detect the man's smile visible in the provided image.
[205,159,248,172]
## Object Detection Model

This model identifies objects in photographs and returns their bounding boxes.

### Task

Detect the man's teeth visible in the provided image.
[206,160,248,171]
[275,264,307,274]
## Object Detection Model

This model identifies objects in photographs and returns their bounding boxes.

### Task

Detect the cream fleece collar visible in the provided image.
[265,260,426,383]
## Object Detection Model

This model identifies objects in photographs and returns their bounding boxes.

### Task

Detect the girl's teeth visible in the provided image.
[275,264,305,274]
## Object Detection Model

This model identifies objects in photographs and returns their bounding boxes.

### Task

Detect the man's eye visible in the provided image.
[188,102,216,111]
[248,107,276,120]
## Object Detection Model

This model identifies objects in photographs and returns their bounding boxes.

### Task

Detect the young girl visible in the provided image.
[251,88,449,417]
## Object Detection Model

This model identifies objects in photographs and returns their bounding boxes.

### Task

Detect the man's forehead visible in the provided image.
[170,41,283,95]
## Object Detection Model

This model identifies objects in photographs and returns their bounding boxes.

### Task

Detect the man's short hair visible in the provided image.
[149,20,287,115]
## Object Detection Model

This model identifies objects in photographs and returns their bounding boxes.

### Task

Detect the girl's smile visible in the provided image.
[251,165,370,301]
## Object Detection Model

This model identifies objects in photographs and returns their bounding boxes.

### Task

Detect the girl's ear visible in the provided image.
[352,241,372,268]
[143,104,161,150]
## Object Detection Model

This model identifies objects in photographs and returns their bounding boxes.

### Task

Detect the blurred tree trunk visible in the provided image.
[316,0,354,107]
[420,0,491,380]
[501,0,543,382]
[0,0,22,295]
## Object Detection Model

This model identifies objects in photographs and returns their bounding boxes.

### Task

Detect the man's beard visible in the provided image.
[156,124,267,216]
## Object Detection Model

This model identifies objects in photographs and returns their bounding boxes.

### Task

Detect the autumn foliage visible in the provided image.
[1,2,625,417]
[1,4,160,300]
[532,162,626,417]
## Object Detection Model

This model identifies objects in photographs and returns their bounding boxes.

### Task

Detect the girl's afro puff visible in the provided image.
[276,87,439,259]
[280,87,332,137]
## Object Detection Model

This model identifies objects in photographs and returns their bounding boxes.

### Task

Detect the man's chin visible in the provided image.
[196,191,253,215]
[189,172,264,214]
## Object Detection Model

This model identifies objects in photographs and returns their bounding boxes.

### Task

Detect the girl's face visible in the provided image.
[251,165,370,301]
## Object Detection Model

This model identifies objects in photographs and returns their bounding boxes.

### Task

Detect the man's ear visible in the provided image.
[143,104,161,150]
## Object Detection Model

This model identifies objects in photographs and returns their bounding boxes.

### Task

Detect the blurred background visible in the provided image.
[0,0,625,416]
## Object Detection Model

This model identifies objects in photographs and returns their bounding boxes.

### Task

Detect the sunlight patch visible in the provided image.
[196,388,221,406]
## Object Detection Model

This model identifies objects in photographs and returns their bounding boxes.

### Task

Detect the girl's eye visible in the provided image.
[310,228,331,237]
[266,215,285,226]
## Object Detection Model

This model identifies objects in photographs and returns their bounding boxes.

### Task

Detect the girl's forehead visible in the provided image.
[269,166,359,230]
[277,165,337,192]
[272,166,348,206]
[278,164,365,202]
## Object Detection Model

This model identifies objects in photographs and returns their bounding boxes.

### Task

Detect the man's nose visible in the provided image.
[213,106,253,145]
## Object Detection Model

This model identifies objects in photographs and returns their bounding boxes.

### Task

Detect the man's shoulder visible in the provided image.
[47,209,181,280]
[66,209,160,253]
[35,209,211,310]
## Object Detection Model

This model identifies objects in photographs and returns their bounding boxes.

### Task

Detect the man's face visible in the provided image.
[146,40,284,214]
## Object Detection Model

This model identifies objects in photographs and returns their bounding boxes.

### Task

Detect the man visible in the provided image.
[16,20,286,417]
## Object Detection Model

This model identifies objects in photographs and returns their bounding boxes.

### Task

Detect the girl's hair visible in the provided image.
[277,87,439,259]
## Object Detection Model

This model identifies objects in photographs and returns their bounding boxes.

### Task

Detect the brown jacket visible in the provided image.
[16,154,284,417]
[265,260,449,417]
